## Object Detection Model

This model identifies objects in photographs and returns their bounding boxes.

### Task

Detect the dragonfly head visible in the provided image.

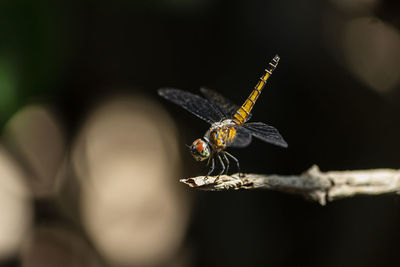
[190,138,210,161]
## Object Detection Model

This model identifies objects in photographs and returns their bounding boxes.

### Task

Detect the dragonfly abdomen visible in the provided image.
[233,55,280,125]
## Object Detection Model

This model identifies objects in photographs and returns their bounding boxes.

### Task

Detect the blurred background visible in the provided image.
[0,0,399,266]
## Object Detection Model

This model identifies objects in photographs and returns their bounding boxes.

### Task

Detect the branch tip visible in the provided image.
[180,166,400,204]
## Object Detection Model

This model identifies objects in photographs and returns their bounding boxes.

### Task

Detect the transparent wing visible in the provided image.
[228,126,253,148]
[244,122,288,148]
[200,88,252,121]
[158,88,224,124]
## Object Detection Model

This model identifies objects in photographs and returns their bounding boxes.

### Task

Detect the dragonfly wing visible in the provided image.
[200,87,252,121]
[244,122,288,148]
[228,126,252,148]
[158,88,224,124]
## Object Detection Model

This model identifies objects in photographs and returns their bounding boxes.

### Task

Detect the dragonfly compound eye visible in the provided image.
[190,139,210,161]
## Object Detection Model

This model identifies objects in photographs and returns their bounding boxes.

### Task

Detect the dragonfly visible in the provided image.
[158,55,287,180]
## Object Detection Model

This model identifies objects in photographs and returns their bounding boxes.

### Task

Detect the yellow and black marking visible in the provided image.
[210,125,237,150]
[233,55,280,125]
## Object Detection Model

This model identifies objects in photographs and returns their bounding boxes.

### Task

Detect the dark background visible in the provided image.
[0,1,400,267]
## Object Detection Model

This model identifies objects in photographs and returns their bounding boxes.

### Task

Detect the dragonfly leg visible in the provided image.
[222,153,230,175]
[224,152,244,178]
[205,156,215,180]
[206,151,213,166]
[214,154,225,183]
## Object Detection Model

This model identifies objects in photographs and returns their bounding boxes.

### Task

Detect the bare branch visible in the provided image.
[180,165,400,205]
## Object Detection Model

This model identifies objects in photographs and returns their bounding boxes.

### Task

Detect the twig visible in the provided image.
[180,165,400,205]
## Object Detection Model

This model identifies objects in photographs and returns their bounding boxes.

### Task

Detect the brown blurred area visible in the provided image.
[0,1,399,267]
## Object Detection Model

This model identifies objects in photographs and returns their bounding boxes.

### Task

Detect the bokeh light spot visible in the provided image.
[3,105,66,197]
[0,145,32,260]
[343,17,400,93]
[73,95,189,266]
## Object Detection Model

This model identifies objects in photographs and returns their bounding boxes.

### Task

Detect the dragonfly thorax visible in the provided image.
[205,119,237,151]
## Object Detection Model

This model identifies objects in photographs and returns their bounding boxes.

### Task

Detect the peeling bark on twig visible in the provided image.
[180,165,400,205]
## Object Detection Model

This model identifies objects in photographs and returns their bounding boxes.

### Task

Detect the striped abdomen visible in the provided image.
[233,55,280,125]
